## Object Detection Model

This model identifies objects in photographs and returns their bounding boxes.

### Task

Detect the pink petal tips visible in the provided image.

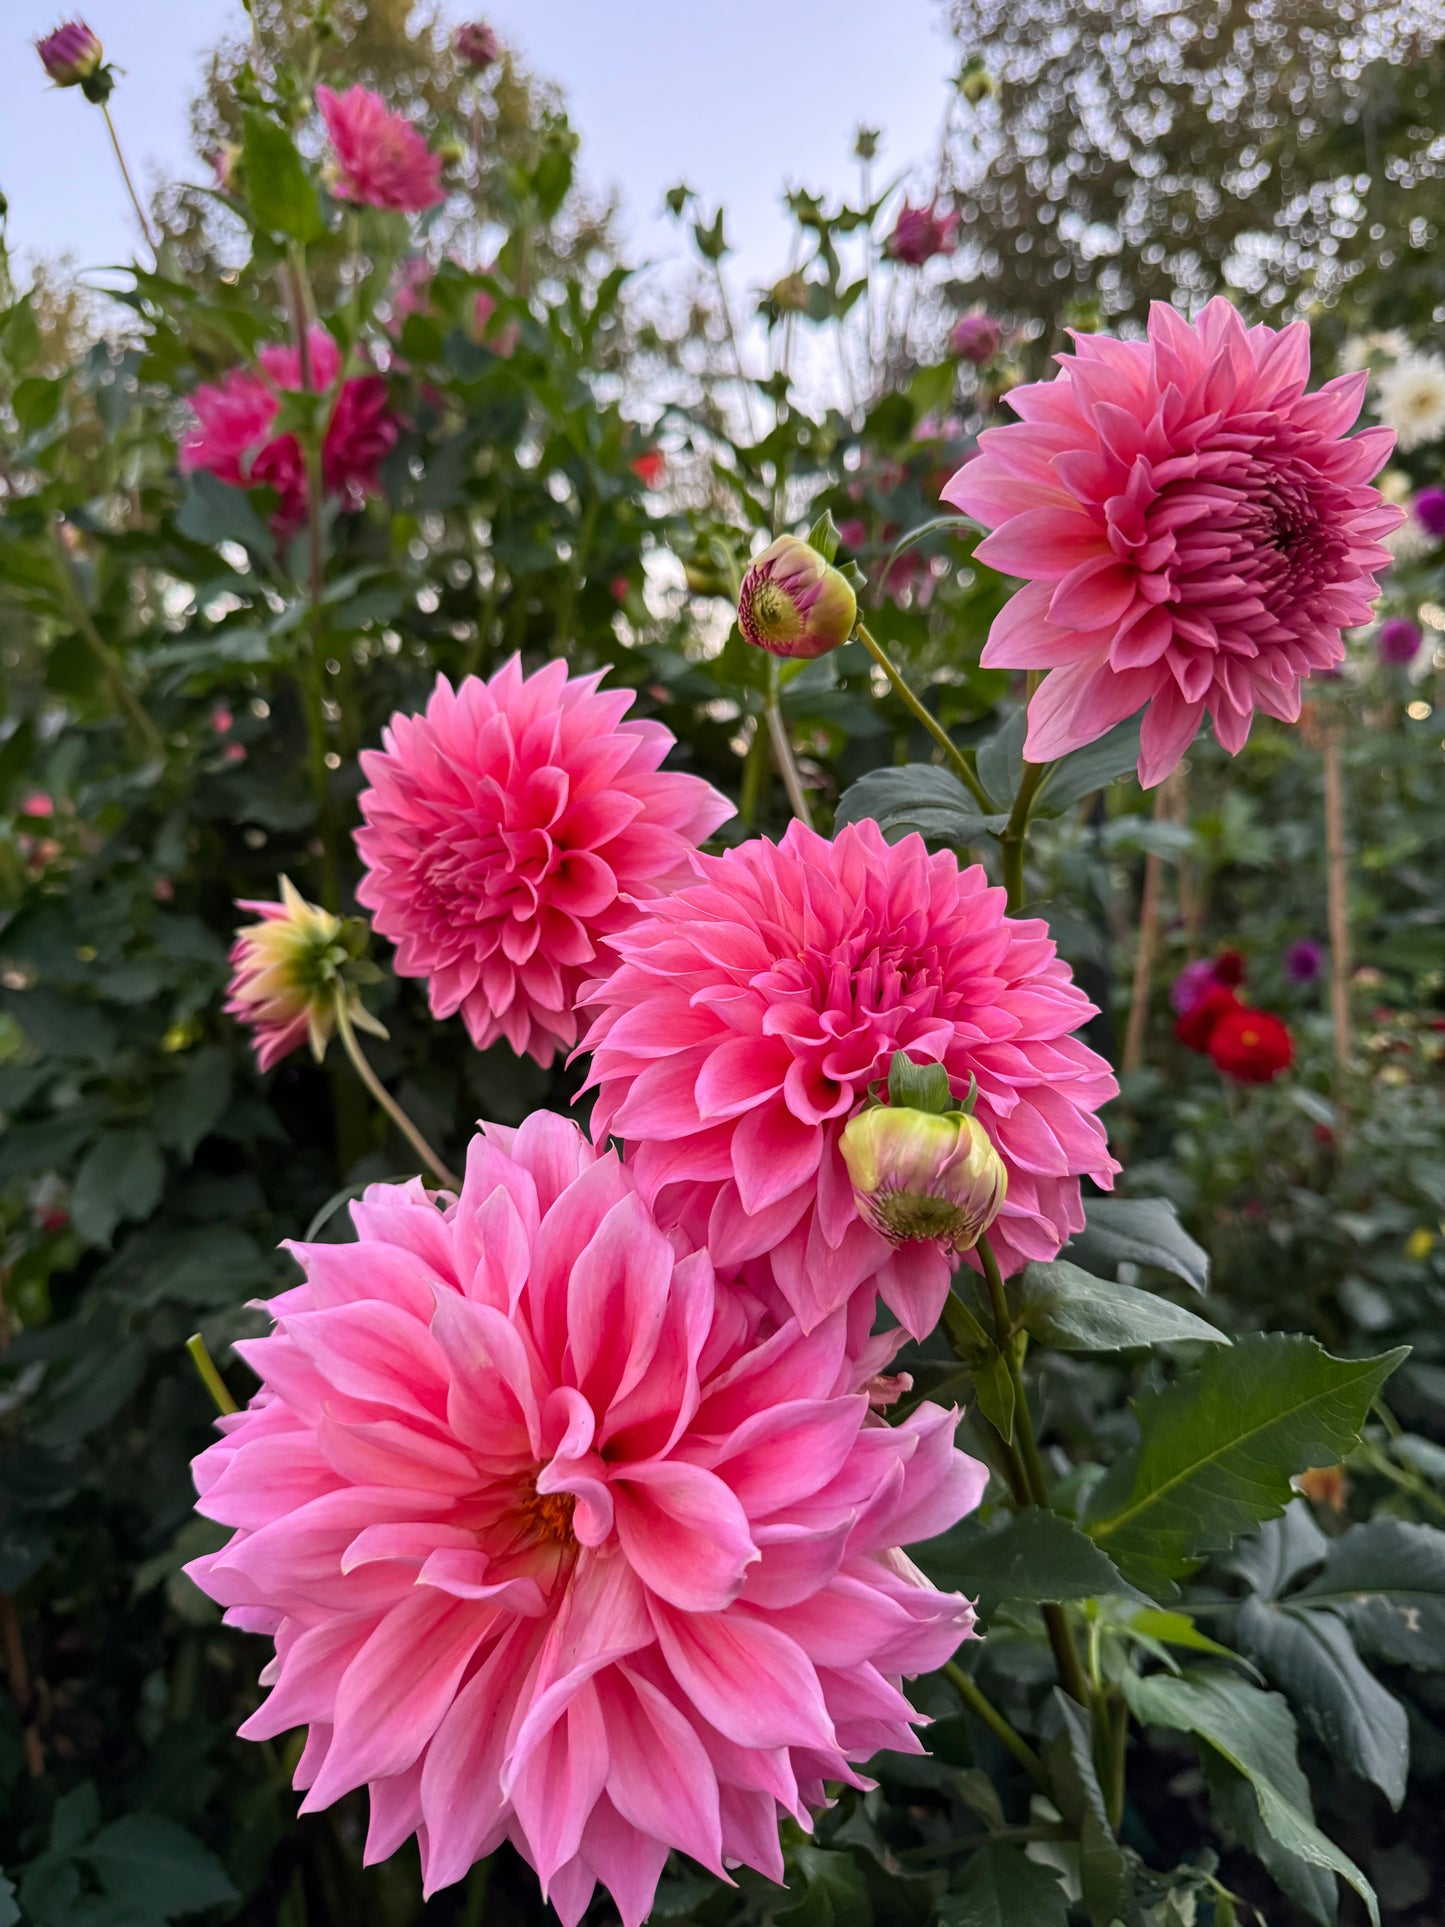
[944,296,1404,786]
[186,1118,985,1924]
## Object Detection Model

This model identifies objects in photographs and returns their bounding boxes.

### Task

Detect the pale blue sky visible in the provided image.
[3,0,956,291]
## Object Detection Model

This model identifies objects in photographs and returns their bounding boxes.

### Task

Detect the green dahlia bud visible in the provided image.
[840,1105,1007,1253]
[737,534,857,661]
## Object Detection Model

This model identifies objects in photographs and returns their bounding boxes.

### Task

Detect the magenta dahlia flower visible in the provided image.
[885,202,960,268]
[581,819,1119,1337]
[35,20,106,90]
[187,1115,983,1922]
[179,327,398,538]
[354,660,732,1066]
[944,297,1403,786]
[317,84,445,214]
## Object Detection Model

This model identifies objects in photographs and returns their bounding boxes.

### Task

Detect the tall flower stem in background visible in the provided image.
[1322,714,1353,1098]
[854,619,992,810]
[334,998,461,1191]
[1122,780,1174,1077]
[765,660,813,826]
[101,103,158,261]
[944,1660,1050,1791]
[979,1234,1092,1705]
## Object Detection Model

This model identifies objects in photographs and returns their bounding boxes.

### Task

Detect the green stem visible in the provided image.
[334,999,462,1191]
[944,1661,1050,1792]
[739,713,771,826]
[557,493,599,644]
[461,1859,491,1927]
[979,1235,1092,1705]
[1103,1688,1129,1831]
[998,759,1048,913]
[765,661,813,827]
[186,1334,238,1416]
[853,619,992,810]
[50,527,163,758]
[101,103,158,261]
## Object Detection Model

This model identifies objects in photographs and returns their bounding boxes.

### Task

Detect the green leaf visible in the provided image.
[84,1815,237,1918]
[241,108,326,242]
[1045,1691,1130,1926]
[1228,1504,1329,1600]
[1293,1517,1445,1669]
[971,1347,1015,1445]
[1202,1751,1337,1927]
[174,471,275,559]
[1065,1197,1209,1293]
[1085,1336,1406,1592]
[1014,1261,1226,1352]
[975,709,1026,811]
[834,763,1003,847]
[1235,1596,1408,1806]
[0,1870,18,1927]
[1125,1608,1256,1670]
[1032,717,1142,816]
[923,1509,1143,1623]
[71,1129,166,1247]
[887,1050,954,1114]
[1124,1669,1377,1927]
[777,1845,872,1927]
[157,1048,232,1162]
[938,1844,1069,1927]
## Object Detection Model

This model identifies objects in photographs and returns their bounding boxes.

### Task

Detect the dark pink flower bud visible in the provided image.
[885,202,959,267]
[456,22,500,69]
[737,534,857,660]
[948,312,1001,365]
[36,20,110,100]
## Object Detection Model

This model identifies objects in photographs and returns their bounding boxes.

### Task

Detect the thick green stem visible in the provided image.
[979,1235,1092,1705]
[739,714,771,826]
[334,999,462,1191]
[944,1661,1050,1792]
[764,666,813,827]
[998,759,1048,913]
[853,620,992,810]
[1104,1688,1129,1830]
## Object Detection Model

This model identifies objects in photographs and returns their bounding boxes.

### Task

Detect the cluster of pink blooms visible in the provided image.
[946,297,1402,786]
[180,326,398,539]
[200,297,1401,1922]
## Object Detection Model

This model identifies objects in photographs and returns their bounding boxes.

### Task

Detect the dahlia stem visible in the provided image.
[186,1333,238,1416]
[101,102,158,262]
[853,619,992,810]
[944,1660,1049,1792]
[334,998,462,1191]
[979,1235,1092,1705]
[765,663,813,827]
[49,524,162,758]
[998,759,1048,914]
[1121,780,1172,1078]
[1321,716,1353,1098]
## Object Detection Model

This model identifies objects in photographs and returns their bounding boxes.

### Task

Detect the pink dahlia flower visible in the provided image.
[354,660,733,1067]
[885,202,960,267]
[187,1115,983,1922]
[179,327,398,538]
[317,84,445,214]
[581,819,1119,1338]
[943,297,1403,786]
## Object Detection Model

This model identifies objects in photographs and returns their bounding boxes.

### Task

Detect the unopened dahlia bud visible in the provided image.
[958,59,997,105]
[949,312,1001,365]
[737,534,857,660]
[456,21,500,70]
[841,1105,1007,1253]
[35,21,112,101]
[225,876,386,1073]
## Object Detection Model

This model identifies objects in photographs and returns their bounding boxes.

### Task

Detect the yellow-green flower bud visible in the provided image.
[840,1105,1007,1253]
[737,534,857,661]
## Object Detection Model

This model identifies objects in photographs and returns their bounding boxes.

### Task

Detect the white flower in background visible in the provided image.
[1339,328,1411,374]
[1376,351,1445,451]
[1377,468,1433,561]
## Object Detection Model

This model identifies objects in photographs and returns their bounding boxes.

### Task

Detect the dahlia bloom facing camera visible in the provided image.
[944,297,1402,787]
[354,660,733,1067]
[581,819,1119,1339]
[317,84,446,214]
[187,1115,983,1924]
[180,326,398,538]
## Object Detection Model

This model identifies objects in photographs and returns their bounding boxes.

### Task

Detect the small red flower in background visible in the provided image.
[1207,1006,1293,1083]
[630,449,666,490]
[885,202,959,267]
[1211,949,1247,987]
[1175,985,1242,1053]
[317,85,445,214]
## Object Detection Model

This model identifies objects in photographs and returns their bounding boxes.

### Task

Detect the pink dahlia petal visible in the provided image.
[190,1121,984,1919]
[356,661,732,1067]
[948,294,1405,785]
[318,84,446,213]
[581,819,1119,1332]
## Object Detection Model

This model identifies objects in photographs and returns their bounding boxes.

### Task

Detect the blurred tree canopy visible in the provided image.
[943,0,1445,331]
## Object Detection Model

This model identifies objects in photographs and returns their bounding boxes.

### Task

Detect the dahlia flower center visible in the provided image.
[746,577,802,645]
[868,1185,972,1246]
[520,1481,577,1547]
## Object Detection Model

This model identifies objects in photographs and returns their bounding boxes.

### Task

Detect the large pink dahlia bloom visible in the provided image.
[943,297,1402,786]
[179,327,398,538]
[318,84,446,214]
[354,660,733,1066]
[187,1115,983,1923]
[581,819,1119,1337]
